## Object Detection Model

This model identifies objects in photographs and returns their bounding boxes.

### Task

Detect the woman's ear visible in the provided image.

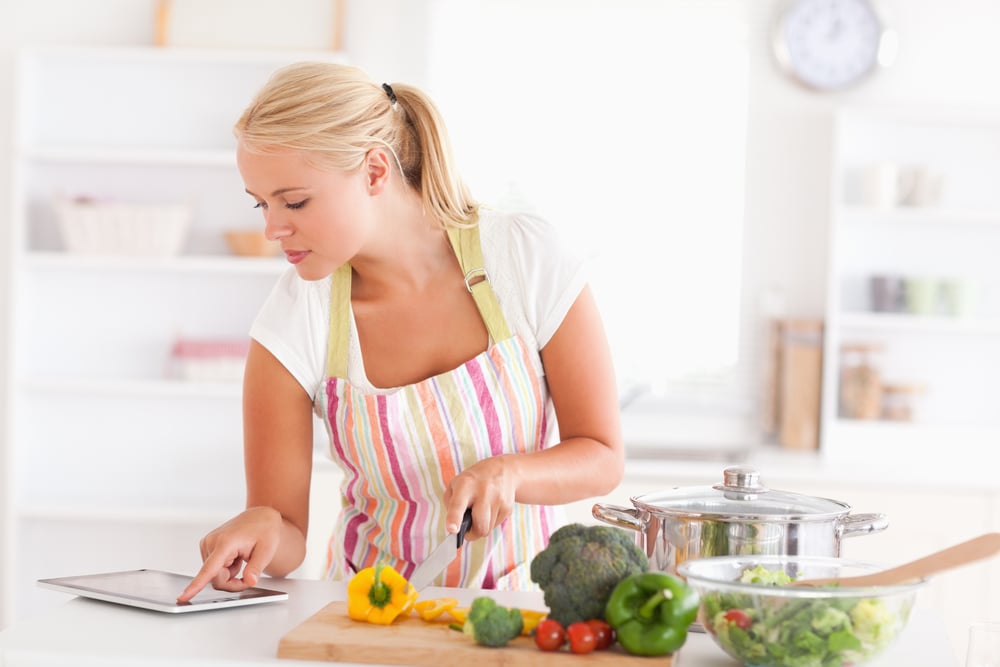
[365,148,392,194]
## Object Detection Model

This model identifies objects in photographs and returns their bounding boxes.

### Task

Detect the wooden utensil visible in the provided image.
[792,532,1000,587]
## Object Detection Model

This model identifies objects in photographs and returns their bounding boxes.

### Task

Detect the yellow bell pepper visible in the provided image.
[449,606,470,624]
[414,597,459,621]
[346,562,418,625]
[519,609,547,636]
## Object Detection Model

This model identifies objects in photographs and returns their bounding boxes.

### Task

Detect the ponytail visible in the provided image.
[388,84,478,228]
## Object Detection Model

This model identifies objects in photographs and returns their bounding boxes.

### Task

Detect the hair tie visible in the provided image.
[381,83,399,110]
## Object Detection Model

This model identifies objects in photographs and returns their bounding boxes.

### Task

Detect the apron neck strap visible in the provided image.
[326,262,353,379]
[446,225,512,344]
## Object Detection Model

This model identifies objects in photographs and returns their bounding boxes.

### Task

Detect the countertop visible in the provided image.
[0,577,956,667]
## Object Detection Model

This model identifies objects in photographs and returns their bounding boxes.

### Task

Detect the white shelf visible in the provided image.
[25,251,286,275]
[824,418,1000,461]
[24,43,348,66]
[838,312,1000,335]
[822,106,1000,468]
[839,205,1000,227]
[19,376,242,399]
[20,146,236,167]
[4,47,304,622]
[16,503,235,525]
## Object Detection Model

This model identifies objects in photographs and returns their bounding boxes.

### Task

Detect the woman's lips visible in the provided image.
[285,250,310,265]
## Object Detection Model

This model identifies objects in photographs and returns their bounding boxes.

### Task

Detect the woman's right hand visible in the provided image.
[177,506,283,602]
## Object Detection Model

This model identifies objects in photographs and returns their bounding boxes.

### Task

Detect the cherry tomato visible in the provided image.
[566,621,597,655]
[724,608,752,630]
[533,618,566,652]
[586,619,615,650]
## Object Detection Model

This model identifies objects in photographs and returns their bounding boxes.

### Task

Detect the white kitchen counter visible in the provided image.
[0,577,956,667]
[621,443,999,492]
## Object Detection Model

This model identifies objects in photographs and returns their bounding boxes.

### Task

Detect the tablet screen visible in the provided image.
[38,569,288,613]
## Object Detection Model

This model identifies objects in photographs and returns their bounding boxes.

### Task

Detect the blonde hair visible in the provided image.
[234,62,478,229]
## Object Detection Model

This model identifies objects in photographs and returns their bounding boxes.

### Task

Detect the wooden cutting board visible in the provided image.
[277,602,676,666]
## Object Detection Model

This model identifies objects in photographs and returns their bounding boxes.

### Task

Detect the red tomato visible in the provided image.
[534,619,566,652]
[586,619,615,650]
[566,621,597,655]
[724,608,752,630]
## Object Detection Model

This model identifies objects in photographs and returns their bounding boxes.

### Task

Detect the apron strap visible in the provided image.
[325,224,513,378]
[446,225,512,343]
[326,262,353,378]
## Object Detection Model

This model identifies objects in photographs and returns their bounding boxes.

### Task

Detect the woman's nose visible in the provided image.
[263,213,291,241]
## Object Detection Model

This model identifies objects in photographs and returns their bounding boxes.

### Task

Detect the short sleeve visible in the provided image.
[249,269,331,400]
[480,210,588,349]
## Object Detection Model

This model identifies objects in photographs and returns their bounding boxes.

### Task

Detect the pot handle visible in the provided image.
[840,512,889,538]
[591,503,644,532]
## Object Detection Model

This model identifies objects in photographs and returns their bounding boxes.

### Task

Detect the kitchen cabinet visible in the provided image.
[821,106,1000,468]
[1,45,344,625]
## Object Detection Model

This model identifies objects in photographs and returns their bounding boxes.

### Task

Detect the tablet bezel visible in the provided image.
[37,568,289,614]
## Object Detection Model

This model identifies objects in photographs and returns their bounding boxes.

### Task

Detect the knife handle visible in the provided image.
[456,507,473,548]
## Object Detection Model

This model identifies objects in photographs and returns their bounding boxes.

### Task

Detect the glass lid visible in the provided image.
[631,466,850,519]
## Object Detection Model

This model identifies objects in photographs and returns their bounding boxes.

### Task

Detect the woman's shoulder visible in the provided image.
[258,268,333,318]
[477,207,568,262]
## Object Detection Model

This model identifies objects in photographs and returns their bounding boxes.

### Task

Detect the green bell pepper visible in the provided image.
[604,571,700,656]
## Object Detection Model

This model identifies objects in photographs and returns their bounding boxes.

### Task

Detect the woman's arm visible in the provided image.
[514,284,624,501]
[443,285,623,536]
[178,340,315,600]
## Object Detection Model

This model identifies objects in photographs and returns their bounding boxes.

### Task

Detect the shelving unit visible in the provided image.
[1,45,345,624]
[821,106,1000,464]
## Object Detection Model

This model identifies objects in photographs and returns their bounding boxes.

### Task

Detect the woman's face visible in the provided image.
[237,144,373,281]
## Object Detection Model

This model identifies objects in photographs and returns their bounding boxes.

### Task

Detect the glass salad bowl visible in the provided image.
[677,555,925,667]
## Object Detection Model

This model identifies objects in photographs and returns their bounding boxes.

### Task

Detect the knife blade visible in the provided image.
[407,507,473,592]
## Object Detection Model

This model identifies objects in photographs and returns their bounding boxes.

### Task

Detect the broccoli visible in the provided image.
[530,523,648,627]
[462,596,523,647]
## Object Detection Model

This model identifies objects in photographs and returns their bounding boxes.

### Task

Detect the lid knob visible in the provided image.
[714,466,770,499]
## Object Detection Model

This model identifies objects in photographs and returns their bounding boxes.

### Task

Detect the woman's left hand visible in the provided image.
[442,454,518,540]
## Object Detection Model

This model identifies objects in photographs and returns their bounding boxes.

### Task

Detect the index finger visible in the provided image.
[177,552,236,602]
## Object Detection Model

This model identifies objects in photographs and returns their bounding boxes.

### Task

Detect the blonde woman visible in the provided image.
[179,63,622,600]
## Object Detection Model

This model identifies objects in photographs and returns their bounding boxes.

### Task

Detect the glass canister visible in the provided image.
[881,383,926,422]
[838,342,884,420]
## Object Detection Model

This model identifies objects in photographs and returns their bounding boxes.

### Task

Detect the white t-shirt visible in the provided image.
[249,208,588,411]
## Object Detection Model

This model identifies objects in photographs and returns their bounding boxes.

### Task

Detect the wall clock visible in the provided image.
[772,0,895,92]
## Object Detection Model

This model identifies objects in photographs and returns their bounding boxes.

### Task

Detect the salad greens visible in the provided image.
[702,565,909,667]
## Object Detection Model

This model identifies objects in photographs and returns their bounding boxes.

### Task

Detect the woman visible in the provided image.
[179,62,622,600]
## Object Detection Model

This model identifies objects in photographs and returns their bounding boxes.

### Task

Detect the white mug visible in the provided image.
[861,162,901,208]
[899,166,945,208]
[966,621,1000,667]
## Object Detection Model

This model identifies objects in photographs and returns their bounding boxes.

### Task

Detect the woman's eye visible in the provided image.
[286,200,307,210]
[253,201,267,210]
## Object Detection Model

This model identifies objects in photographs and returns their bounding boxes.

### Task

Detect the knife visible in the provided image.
[407,507,473,592]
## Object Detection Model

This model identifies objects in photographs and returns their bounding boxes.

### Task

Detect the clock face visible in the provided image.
[775,0,886,91]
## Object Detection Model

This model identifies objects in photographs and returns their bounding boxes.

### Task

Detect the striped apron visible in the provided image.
[322,224,560,589]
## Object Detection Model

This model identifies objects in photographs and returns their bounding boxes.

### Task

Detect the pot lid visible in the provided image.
[632,466,850,519]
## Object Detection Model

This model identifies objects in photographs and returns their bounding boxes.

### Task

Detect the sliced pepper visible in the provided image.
[449,606,470,624]
[414,597,459,621]
[604,571,700,656]
[519,609,547,636]
[346,562,418,625]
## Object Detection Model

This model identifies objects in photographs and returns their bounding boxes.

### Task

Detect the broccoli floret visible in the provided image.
[530,523,648,627]
[462,597,523,647]
[810,606,852,635]
[849,598,897,649]
[739,565,793,586]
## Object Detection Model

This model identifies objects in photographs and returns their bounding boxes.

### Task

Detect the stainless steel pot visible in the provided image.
[592,466,888,573]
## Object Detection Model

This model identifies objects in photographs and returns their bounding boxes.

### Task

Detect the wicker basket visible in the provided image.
[55,199,192,257]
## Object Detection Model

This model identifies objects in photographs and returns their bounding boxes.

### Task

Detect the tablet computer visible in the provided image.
[37,568,288,614]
